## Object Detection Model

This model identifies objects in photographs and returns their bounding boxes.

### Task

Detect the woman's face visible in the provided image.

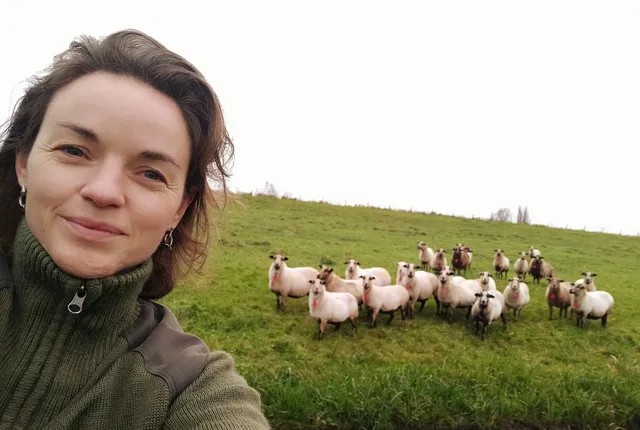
[15,72,192,278]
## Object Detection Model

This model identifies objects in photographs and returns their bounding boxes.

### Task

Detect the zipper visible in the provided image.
[67,284,87,314]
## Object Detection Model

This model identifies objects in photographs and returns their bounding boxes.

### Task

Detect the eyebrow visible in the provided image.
[55,122,182,170]
[56,122,100,142]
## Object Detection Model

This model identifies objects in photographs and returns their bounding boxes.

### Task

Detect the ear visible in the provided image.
[487,294,494,299]
[283,256,289,261]
[269,255,275,259]
[359,275,365,279]
[581,272,586,276]
[356,261,360,265]
[370,276,376,280]
[328,267,334,273]
[344,261,349,264]
[592,273,597,277]
[170,189,195,227]
[15,152,29,189]
[319,264,323,268]
[475,293,481,297]
[308,279,314,284]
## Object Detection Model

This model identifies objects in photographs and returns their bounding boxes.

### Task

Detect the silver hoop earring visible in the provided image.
[18,184,26,209]
[163,228,174,250]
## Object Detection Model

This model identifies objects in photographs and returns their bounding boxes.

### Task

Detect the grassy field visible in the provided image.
[161,193,640,429]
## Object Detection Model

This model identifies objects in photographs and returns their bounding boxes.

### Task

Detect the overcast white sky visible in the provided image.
[2,1,639,235]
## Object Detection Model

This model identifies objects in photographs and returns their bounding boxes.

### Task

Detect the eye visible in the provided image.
[59,145,86,158]
[142,169,167,183]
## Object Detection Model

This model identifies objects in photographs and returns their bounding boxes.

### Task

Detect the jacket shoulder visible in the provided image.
[122,300,210,401]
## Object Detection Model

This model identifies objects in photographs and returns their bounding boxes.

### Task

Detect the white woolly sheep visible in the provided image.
[268,254,319,311]
[417,241,435,271]
[503,277,530,321]
[569,283,614,328]
[436,270,477,323]
[470,290,507,340]
[514,251,529,281]
[573,271,598,292]
[308,278,359,339]
[431,248,448,274]
[360,275,410,327]
[397,262,440,317]
[492,249,510,279]
[528,255,554,284]
[545,276,572,320]
[528,246,541,259]
[344,259,391,286]
[317,265,365,304]
[477,271,497,291]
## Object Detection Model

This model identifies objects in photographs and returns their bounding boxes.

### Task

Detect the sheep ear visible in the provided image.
[359,275,365,279]
[581,272,586,276]
[283,256,289,261]
[328,267,334,273]
[318,264,323,268]
[403,264,409,268]
[269,255,275,259]
[487,294,494,299]
[370,276,376,280]
[344,261,349,264]
[356,261,360,265]
[475,293,481,297]
[592,273,597,277]
[309,279,314,284]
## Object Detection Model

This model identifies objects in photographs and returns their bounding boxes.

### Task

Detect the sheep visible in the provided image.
[573,271,598,292]
[360,275,410,327]
[417,241,435,271]
[528,255,554,284]
[317,265,365,304]
[268,254,319,311]
[477,271,497,291]
[431,248,448,274]
[397,262,440,317]
[436,269,477,323]
[470,290,507,340]
[514,251,529,281]
[569,283,614,328]
[503,277,530,321]
[308,278,358,339]
[527,246,541,259]
[343,259,392,286]
[451,244,473,276]
[545,276,572,320]
[492,249,510,279]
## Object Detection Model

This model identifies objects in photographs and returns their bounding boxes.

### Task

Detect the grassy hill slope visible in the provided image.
[161,194,640,429]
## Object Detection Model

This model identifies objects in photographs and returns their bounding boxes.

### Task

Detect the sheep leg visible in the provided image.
[447,306,453,324]
[481,322,488,341]
[275,294,281,311]
[434,296,441,316]
[419,299,427,312]
[349,317,357,335]
[601,313,608,328]
[387,310,395,325]
[548,305,553,320]
[465,307,471,320]
[334,323,342,331]
[500,312,507,329]
[475,319,480,335]
[370,309,379,328]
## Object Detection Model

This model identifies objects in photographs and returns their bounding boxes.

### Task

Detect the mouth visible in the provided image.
[64,216,125,240]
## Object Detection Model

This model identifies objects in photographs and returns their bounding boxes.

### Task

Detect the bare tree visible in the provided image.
[489,208,512,222]
[517,206,524,223]
[256,181,279,197]
[523,206,530,224]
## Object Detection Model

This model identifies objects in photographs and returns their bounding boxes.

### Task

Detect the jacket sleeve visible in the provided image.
[162,350,270,430]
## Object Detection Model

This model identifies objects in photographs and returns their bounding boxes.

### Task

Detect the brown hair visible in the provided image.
[0,29,233,299]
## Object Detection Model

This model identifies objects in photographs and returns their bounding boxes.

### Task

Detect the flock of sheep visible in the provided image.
[267,242,615,340]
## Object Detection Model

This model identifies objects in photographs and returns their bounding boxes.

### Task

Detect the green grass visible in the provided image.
[161,194,640,429]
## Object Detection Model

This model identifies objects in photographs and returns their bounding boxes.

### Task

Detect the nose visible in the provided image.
[79,160,126,208]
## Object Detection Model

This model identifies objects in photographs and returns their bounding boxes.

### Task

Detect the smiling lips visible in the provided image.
[65,216,125,240]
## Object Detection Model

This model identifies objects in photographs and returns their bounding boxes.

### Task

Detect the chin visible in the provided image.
[54,252,124,279]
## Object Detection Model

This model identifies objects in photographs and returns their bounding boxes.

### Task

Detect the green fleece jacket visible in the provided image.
[0,220,270,429]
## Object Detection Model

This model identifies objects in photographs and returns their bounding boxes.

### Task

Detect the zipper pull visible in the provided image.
[68,285,87,314]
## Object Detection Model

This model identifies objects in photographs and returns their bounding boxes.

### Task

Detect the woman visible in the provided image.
[0,30,270,428]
